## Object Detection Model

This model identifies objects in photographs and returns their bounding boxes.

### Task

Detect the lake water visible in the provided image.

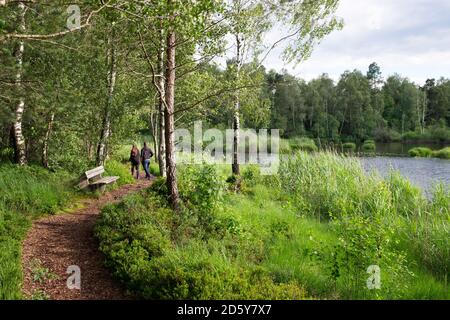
[375,142,447,156]
[360,156,450,197]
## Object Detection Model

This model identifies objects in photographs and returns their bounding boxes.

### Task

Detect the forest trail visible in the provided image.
[21,178,153,300]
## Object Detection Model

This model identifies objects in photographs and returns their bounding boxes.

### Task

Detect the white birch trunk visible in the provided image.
[13,1,27,165]
[158,26,166,177]
[96,33,117,166]
[232,34,241,176]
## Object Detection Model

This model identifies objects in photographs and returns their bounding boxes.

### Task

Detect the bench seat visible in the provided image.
[91,176,120,185]
[77,165,120,192]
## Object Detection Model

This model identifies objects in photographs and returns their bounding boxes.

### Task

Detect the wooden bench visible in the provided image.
[77,166,119,192]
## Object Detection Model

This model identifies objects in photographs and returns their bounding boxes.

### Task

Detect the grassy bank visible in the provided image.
[96,152,449,300]
[409,147,450,159]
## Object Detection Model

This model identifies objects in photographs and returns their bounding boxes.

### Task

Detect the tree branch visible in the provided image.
[174,83,262,115]
[137,28,169,114]
[0,2,110,43]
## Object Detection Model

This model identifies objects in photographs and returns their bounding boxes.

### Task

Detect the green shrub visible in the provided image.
[432,147,450,159]
[327,213,413,299]
[0,147,14,163]
[149,161,160,175]
[240,165,262,193]
[290,137,318,153]
[372,128,401,142]
[342,142,356,152]
[149,177,168,197]
[362,140,376,152]
[403,131,426,141]
[429,124,450,141]
[104,160,134,186]
[95,189,306,300]
[178,164,224,216]
[408,147,433,158]
[402,126,450,142]
[278,139,292,154]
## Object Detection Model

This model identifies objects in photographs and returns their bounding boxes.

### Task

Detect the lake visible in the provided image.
[360,156,450,197]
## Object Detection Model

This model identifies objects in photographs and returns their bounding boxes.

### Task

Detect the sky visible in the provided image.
[250,0,450,85]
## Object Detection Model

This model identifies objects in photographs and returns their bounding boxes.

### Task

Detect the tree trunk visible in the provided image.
[232,34,241,176]
[42,112,54,168]
[150,110,158,161]
[96,32,117,166]
[422,90,427,134]
[164,26,180,210]
[13,1,27,165]
[157,25,166,177]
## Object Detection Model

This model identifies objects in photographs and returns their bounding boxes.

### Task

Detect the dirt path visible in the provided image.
[21,179,152,300]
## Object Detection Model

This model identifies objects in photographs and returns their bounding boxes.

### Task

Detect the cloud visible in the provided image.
[262,0,450,85]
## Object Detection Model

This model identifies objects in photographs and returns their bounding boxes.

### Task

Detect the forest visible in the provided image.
[0,0,448,301]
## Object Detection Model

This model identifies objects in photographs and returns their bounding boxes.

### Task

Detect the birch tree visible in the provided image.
[96,26,118,166]
[226,0,342,176]
[12,1,26,165]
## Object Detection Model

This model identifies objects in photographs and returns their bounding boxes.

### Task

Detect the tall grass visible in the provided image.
[104,160,135,186]
[277,151,448,298]
[0,165,75,299]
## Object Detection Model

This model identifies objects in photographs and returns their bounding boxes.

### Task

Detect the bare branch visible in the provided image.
[137,28,169,114]
[0,2,110,43]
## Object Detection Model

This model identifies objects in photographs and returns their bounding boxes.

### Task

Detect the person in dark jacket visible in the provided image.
[140,142,154,180]
[129,144,140,179]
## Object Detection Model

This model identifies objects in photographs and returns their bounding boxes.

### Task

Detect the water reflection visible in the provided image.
[360,157,450,197]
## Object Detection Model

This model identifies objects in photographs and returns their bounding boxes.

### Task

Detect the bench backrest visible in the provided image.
[85,166,105,180]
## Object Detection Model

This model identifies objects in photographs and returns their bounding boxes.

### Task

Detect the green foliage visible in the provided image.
[241,165,261,187]
[408,146,450,159]
[96,153,449,299]
[432,147,450,159]
[362,140,376,152]
[149,161,160,176]
[0,147,14,163]
[429,126,450,142]
[408,147,433,158]
[178,164,224,217]
[275,152,448,298]
[0,165,74,214]
[104,160,134,186]
[328,214,413,299]
[342,142,356,152]
[278,139,292,154]
[402,127,450,143]
[95,185,306,299]
[372,127,402,142]
[290,137,318,152]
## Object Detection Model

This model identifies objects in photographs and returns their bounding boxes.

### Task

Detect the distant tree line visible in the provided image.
[264,63,450,143]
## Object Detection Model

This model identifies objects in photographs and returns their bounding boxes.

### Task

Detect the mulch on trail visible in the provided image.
[21,178,152,300]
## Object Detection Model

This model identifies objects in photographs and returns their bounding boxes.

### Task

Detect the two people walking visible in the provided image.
[130,142,154,180]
